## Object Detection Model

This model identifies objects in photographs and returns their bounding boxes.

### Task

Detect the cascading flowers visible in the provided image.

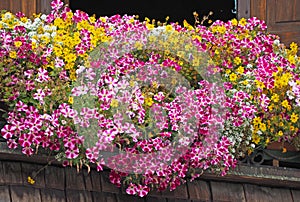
[0,0,299,198]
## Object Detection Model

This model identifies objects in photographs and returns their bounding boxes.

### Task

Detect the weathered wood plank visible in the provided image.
[65,190,92,202]
[100,171,120,194]
[82,169,93,191]
[187,180,211,201]
[244,184,293,202]
[250,0,267,21]
[146,196,167,202]
[10,185,41,202]
[237,0,250,19]
[0,0,11,12]
[116,194,145,202]
[0,185,11,202]
[202,164,300,189]
[160,184,188,199]
[21,162,45,188]
[89,169,102,191]
[40,189,65,202]
[2,161,23,185]
[44,165,65,190]
[0,161,4,185]
[92,192,117,202]
[291,189,300,201]
[65,167,85,190]
[210,181,246,202]
[167,199,192,202]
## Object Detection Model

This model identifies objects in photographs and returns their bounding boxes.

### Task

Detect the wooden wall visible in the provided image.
[0,0,69,16]
[238,0,300,48]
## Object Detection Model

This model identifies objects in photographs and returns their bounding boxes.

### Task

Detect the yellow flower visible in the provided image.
[236,66,244,74]
[253,117,261,125]
[68,97,74,104]
[134,41,143,50]
[9,51,17,59]
[252,134,261,144]
[255,80,265,89]
[260,123,267,132]
[242,80,248,85]
[281,100,290,108]
[290,113,298,123]
[216,25,226,34]
[14,41,22,47]
[290,42,298,54]
[110,99,119,107]
[27,176,35,185]
[239,18,247,26]
[183,20,194,30]
[266,137,270,144]
[152,81,158,89]
[229,73,237,82]
[282,147,287,153]
[271,94,279,103]
[165,25,173,32]
[145,97,154,107]
[146,23,154,30]
[233,57,242,65]
[231,18,238,26]
[277,131,283,136]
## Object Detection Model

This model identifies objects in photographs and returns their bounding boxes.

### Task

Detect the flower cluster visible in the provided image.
[192,18,300,154]
[0,0,299,197]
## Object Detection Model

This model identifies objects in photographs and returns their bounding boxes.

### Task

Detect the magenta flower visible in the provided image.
[65,147,79,159]
[35,68,50,83]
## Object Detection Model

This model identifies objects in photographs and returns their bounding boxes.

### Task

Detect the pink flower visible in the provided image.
[1,125,15,139]
[35,68,50,83]
[126,183,138,195]
[22,146,34,156]
[18,133,33,147]
[50,0,64,11]
[136,184,150,197]
[65,147,79,159]
[86,147,99,163]
[7,139,18,149]
[33,89,46,104]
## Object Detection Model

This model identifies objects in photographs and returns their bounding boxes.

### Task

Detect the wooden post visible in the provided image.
[237,0,251,19]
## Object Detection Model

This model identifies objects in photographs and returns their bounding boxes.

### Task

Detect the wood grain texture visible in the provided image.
[100,171,121,194]
[65,190,93,202]
[244,184,293,202]
[21,162,45,188]
[0,186,11,202]
[187,180,211,201]
[40,189,65,202]
[160,184,188,199]
[65,167,85,190]
[10,185,41,202]
[92,192,117,202]
[2,161,23,185]
[237,0,250,19]
[250,0,267,21]
[44,165,65,190]
[210,181,246,202]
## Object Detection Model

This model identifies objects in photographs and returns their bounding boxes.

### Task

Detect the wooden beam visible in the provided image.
[237,0,251,19]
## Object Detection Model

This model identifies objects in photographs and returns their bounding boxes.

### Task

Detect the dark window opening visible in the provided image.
[69,0,236,26]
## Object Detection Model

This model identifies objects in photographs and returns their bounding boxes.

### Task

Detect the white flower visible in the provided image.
[40,14,47,21]
[246,64,253,69]
[273,39,280,45]
[4,12,12,20]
